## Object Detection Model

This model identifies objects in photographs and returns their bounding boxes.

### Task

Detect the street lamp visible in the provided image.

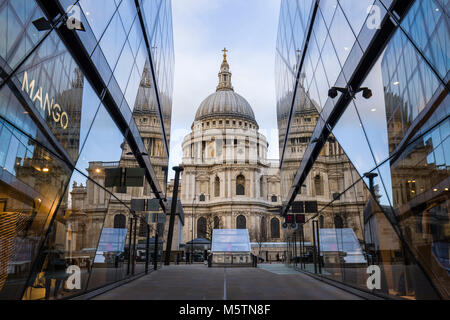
[191,195,196,264]
[328,86,372,100]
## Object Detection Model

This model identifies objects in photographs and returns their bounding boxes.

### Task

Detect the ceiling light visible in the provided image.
[32,17,52,31]
[433,188,438,192]
[371,108,377,112]
[43,167,49,173]
[393,81,400,85]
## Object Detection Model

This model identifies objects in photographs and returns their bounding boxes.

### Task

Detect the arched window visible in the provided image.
[199,194,206,202]
[114,214,126,229]
[236,175,245,195]
[270,218,280,239]
[214,216,220,229]
[260,217,267,239]
[314,174,323,196]
[259,177,264,198]
[236,215,246,229]
[319,215,324,229]
[197,217,207,238]
[315,175,323,196]
[214,177,220,197]
[271,195,277,202]
[334,215,344,229]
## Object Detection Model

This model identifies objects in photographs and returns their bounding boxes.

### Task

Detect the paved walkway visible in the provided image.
[92,264,362,300]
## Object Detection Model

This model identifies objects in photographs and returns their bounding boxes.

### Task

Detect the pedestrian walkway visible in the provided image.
[92,264,362,300]
[258,263,306,275]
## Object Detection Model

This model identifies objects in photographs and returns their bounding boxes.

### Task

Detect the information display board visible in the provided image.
[211,229,251,252]
[94,228,127,263]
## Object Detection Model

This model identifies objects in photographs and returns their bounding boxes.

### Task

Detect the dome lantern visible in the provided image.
[216,48,234,92]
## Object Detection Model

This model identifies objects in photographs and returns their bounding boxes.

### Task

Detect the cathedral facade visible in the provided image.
[178,51,285,258]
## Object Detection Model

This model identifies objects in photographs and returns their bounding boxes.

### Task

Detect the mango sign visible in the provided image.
[21,71,69,130]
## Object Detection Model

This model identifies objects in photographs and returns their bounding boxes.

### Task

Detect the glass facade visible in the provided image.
[0,0,174,300]
[276,0,449,299]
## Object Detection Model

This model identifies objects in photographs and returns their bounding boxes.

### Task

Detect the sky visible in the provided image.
[168,0,282,178]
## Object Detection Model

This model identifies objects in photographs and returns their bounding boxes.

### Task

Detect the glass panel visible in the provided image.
[98,11,126,71]
[79,0,117,41]
[338,0,375,37]
[328,5,357,66]
[332,102,377,177]
[401,0,450,80]
[0,0,47,70]
[12,30,101,163]
[382,28,443,154]
[0,120,72,300]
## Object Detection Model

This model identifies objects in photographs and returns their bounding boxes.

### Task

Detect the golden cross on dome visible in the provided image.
[222,47,228,57]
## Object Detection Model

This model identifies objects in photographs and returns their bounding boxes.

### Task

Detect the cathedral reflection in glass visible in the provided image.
[276,0,449,299]
[0,0,174,299]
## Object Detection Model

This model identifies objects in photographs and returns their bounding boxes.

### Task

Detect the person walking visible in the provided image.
[44,246,69,300]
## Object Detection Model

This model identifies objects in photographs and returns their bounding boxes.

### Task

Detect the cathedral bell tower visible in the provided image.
[216,48,234,92]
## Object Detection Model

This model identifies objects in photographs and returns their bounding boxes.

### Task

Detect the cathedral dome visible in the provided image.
[195,90,255,122]
[194,49,256,123]
[277,75,320,121]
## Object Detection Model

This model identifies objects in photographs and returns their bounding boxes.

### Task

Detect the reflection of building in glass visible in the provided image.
[278,79,368,243]
[68,60,181,254]
[276,0,449,299]
[0,0,174,300]
[177,51,285,261]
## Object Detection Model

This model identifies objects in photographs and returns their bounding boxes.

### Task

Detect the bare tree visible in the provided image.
[204,213,222,241]
[254,214,268,260]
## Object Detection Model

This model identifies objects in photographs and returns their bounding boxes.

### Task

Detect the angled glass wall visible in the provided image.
[0,0,173,300]
[277,0,449,299]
